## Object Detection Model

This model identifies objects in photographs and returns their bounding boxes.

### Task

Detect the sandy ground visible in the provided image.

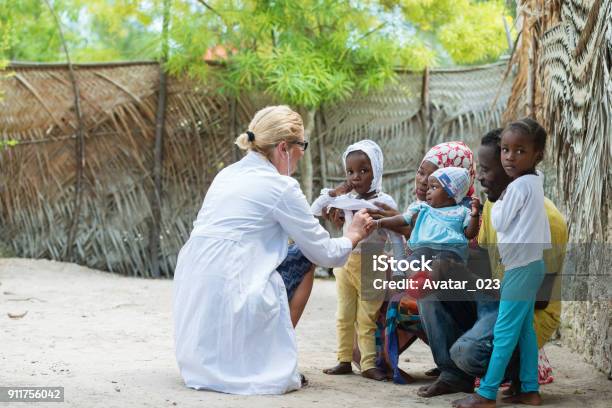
[1,258,610,408]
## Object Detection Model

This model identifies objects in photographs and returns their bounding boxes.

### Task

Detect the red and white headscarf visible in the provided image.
[422,141,476,197]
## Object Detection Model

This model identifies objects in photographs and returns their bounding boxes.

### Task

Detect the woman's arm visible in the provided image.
[274,181,372,268]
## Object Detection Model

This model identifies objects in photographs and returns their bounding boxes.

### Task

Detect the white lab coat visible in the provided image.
[173,151,353,395]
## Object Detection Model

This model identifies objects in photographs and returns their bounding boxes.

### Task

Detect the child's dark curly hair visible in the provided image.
[503,117,547,153]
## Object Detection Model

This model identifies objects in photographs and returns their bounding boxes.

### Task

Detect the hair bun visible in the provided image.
[234,133,251,150]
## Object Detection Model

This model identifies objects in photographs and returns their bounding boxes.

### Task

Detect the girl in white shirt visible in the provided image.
[454,118,551,408]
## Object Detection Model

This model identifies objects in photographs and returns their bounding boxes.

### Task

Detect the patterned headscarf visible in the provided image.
[342,139,384,193]
[431,167,470,204]
[422,141,476,196]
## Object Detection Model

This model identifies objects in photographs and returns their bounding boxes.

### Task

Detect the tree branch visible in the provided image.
[43,0,86,263]
[356,22,387,43]
[196,0,229,27]
[339,22,387,61]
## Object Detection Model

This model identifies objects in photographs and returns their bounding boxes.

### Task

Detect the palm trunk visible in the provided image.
[44,0,86,263]
[149,0,171,278]
[300,108,315,202]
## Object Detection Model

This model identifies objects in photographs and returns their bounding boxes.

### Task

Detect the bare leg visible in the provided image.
[289,265,315,327]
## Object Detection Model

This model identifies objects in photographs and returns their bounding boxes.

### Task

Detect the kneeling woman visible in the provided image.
[173,105,373,395]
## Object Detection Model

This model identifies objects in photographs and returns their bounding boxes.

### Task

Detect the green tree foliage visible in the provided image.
[0,8,17,150]
[72,0,163,61]
[0,0,78,61]
[385,0,512,64]
[167,0,427,108]
[0,0,512,66]
[0,0,162,62]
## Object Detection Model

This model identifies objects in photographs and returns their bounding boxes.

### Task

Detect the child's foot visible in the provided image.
[417,379,473,397]
[323,362,353,375]
[451,394,496,408]
[501,391,542,405]
[361,367,387,381]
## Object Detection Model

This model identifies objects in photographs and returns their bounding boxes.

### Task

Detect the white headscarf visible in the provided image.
[342,139,384,194]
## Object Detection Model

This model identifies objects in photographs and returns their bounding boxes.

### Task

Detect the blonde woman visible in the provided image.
[173,105,374,395]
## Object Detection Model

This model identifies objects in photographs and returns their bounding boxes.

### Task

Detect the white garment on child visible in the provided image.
[491,173,552,270]
[311,189,405,256]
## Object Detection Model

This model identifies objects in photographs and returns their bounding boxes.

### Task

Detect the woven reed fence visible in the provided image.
[0,60,511,277]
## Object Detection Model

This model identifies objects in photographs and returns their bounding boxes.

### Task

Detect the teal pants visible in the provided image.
[477,259,545,401]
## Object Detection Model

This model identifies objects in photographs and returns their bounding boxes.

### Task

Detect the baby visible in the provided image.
[375,166,480,275]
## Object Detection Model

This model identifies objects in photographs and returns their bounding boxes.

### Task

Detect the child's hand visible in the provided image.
[366,201,401,220]
[470,197,481,217]
[330,181,354,197]
[322,207,345,229]
[365,218,379,232]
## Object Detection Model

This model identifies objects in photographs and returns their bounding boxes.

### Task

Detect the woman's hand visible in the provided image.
[344,209,375,248]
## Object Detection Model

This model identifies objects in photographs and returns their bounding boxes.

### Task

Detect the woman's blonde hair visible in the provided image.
[235,105,304,158]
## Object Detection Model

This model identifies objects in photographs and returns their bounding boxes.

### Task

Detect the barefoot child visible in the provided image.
[453,118,551,408]
[376,167,480,273]
[311,139,403,381]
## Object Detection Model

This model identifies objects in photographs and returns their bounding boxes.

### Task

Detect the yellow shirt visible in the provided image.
[478,198,568,347]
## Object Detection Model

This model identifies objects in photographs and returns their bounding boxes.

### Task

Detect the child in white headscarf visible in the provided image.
[311,139,404,381]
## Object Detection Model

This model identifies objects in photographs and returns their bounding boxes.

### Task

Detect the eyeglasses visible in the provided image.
[291,140,309,151]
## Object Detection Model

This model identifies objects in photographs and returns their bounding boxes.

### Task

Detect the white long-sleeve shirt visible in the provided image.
[491,173,551,269]
[311,189,406,257]
[174,151,353,395]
